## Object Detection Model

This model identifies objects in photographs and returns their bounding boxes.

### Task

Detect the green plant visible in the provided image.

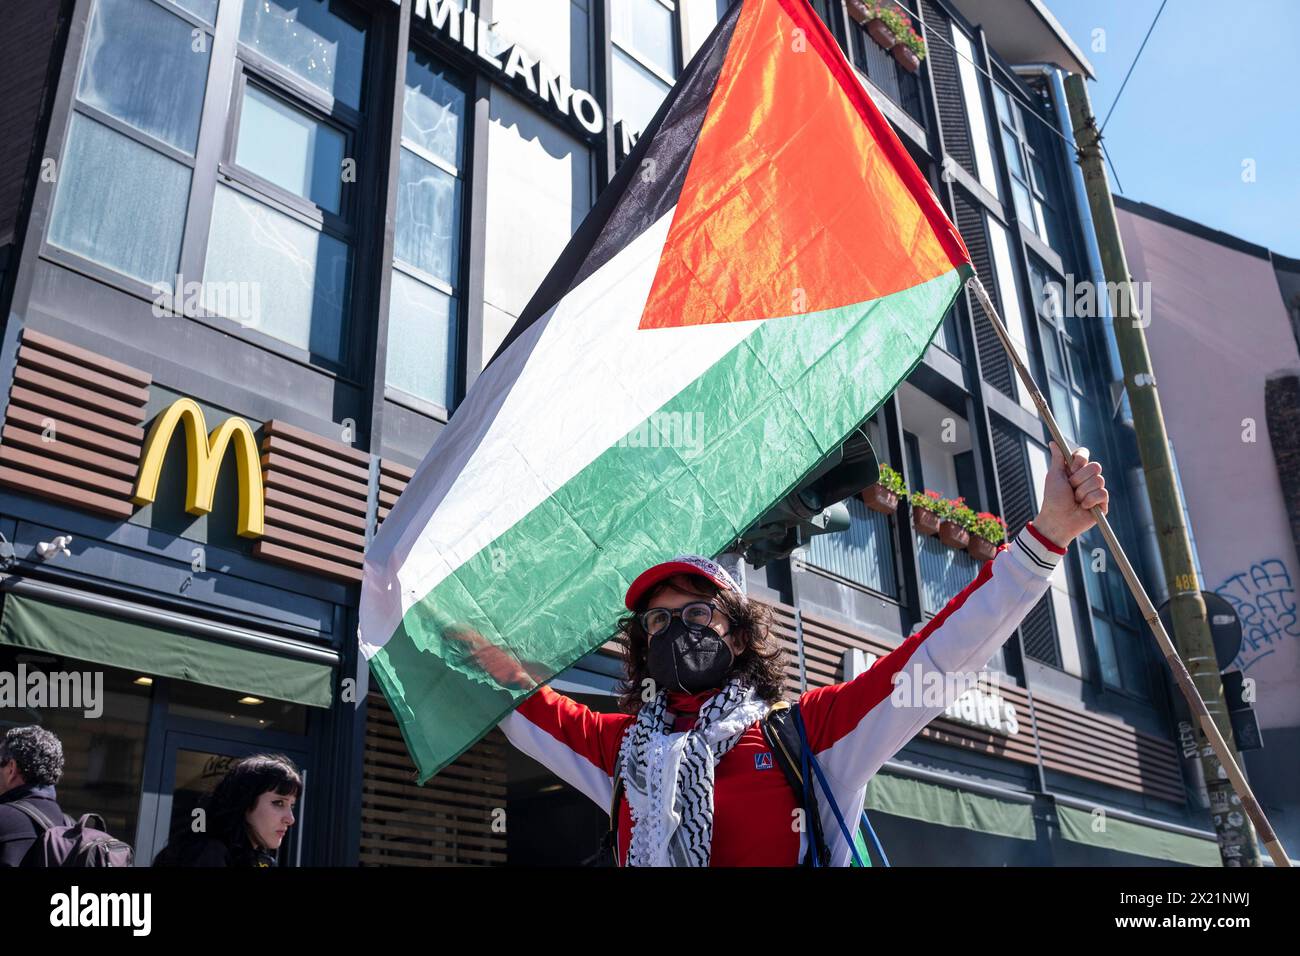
[948,496,977,530]
[876,463,908,497]
[896,20,927,59]
[971,511,1008,544]
[858,2,908,38]
[861,2,926,60]
[909,488,950,519]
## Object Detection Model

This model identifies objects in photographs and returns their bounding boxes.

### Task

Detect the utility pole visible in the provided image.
[1064,74,1260,866]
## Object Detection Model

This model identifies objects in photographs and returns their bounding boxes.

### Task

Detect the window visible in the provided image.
[847,4,924,123]
[45,0,371,369]
[385,48,468,411]
[48,0,213,284]
[805,419,898,597]
[1028,259,1086,444]
[987,218,1038,416]
[0,646,152,850]
[932,303,962,358]
[238,0,367,108]
[1079,526,1149,696]
[611,0,679,135]
[204,0,368,364]
[993,85,1066,251]
[950,25,999,199]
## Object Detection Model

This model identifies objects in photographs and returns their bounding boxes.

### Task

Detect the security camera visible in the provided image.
[35,535,73,560]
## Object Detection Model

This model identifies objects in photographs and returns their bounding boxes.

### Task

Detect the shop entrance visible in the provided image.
[135,730,311,867]
[133,678,313,867]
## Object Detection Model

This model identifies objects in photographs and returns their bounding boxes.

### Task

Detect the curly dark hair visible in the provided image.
[154,753,301,866]
[615,573,787,714]
[1,725,64,787]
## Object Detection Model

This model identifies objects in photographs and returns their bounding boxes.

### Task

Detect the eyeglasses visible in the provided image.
[639,601,728,638]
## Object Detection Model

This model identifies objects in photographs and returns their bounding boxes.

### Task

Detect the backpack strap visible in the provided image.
[6,799,59,832]
[601,771,624,866]
[75,812,107,832]
[762,701,831,866]
[793,705,868,867]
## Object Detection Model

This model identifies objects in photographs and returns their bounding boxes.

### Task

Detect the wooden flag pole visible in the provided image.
[966,274,1291,868]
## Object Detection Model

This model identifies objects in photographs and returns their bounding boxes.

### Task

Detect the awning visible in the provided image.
[1056,804,1221,867]
[0,593,333,709]
[866,772,1037,841]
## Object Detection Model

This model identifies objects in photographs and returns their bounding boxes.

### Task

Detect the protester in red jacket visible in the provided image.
[499,442,1108,866]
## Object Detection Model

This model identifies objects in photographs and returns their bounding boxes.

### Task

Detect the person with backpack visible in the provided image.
[492,442,1108,866]
[0,724,135,867]
[152,754,301,867]
[0,726,68,866]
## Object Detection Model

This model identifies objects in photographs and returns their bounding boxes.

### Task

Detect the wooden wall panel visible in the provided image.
[768,602,1186,804]
[254,420,370,582]
[361,691,508,866]
[0,329,151,517]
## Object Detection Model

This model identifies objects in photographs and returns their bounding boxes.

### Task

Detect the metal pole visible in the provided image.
[966,275,1290,867]
[791,552,807,693]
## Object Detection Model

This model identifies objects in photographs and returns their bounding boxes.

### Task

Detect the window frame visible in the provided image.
[381,42,472,418]
[39,0,384,382]
[609,0,681,134]
[994,84,1064,251]
[42,0,216,287]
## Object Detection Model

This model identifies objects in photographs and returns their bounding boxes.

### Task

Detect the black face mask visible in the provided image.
[646,619,736,694]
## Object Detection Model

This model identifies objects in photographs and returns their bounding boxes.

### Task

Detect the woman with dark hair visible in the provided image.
[152,753,301,867]
[496,442,1109,866]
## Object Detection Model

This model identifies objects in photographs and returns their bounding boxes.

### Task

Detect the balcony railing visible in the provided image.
[849,21,926,126]
[806,493,898,598]
[917,532,981,615]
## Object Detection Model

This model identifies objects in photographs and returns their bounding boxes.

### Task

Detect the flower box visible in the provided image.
[862,483,899,515]
[939,520,970,549]
[967,535,999,562]
[893,43,921,73]
[867,18,897,49]
[912,503,941,536]
[847,0,873,25]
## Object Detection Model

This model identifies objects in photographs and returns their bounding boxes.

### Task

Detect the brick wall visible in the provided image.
[0,0,66,248]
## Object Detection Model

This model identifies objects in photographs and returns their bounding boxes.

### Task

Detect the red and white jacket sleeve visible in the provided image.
[799,522,1066,793]
[496,685,629,809]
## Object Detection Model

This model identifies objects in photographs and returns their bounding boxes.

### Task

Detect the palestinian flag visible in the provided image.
[361,0,971,781]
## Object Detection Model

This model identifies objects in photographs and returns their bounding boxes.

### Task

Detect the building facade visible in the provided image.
[0,0,1224,865]
[1115,196,1300,858]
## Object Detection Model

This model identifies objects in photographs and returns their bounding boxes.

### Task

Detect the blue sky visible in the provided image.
[1045,0,1299,257]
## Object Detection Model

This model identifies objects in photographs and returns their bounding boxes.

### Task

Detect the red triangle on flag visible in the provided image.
[639,0,967,331]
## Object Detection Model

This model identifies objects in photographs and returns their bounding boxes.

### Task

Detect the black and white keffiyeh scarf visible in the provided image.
[617,677,770,866]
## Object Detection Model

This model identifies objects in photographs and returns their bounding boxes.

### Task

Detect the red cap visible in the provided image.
[624,554,741,611]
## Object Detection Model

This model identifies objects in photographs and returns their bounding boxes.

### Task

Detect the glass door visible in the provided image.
[137,730,309,866]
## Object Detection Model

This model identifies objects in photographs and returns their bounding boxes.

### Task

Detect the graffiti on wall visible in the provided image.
[1215,560,1300,673]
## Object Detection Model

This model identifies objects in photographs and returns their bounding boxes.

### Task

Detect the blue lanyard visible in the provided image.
[795,707,890,867]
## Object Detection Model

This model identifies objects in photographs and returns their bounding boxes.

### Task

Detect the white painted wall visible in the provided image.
[681,0,723,61]
[1119,207,1300,730]
[897,383,970,500]
[482,88,593,365]
[488,0,592,89]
